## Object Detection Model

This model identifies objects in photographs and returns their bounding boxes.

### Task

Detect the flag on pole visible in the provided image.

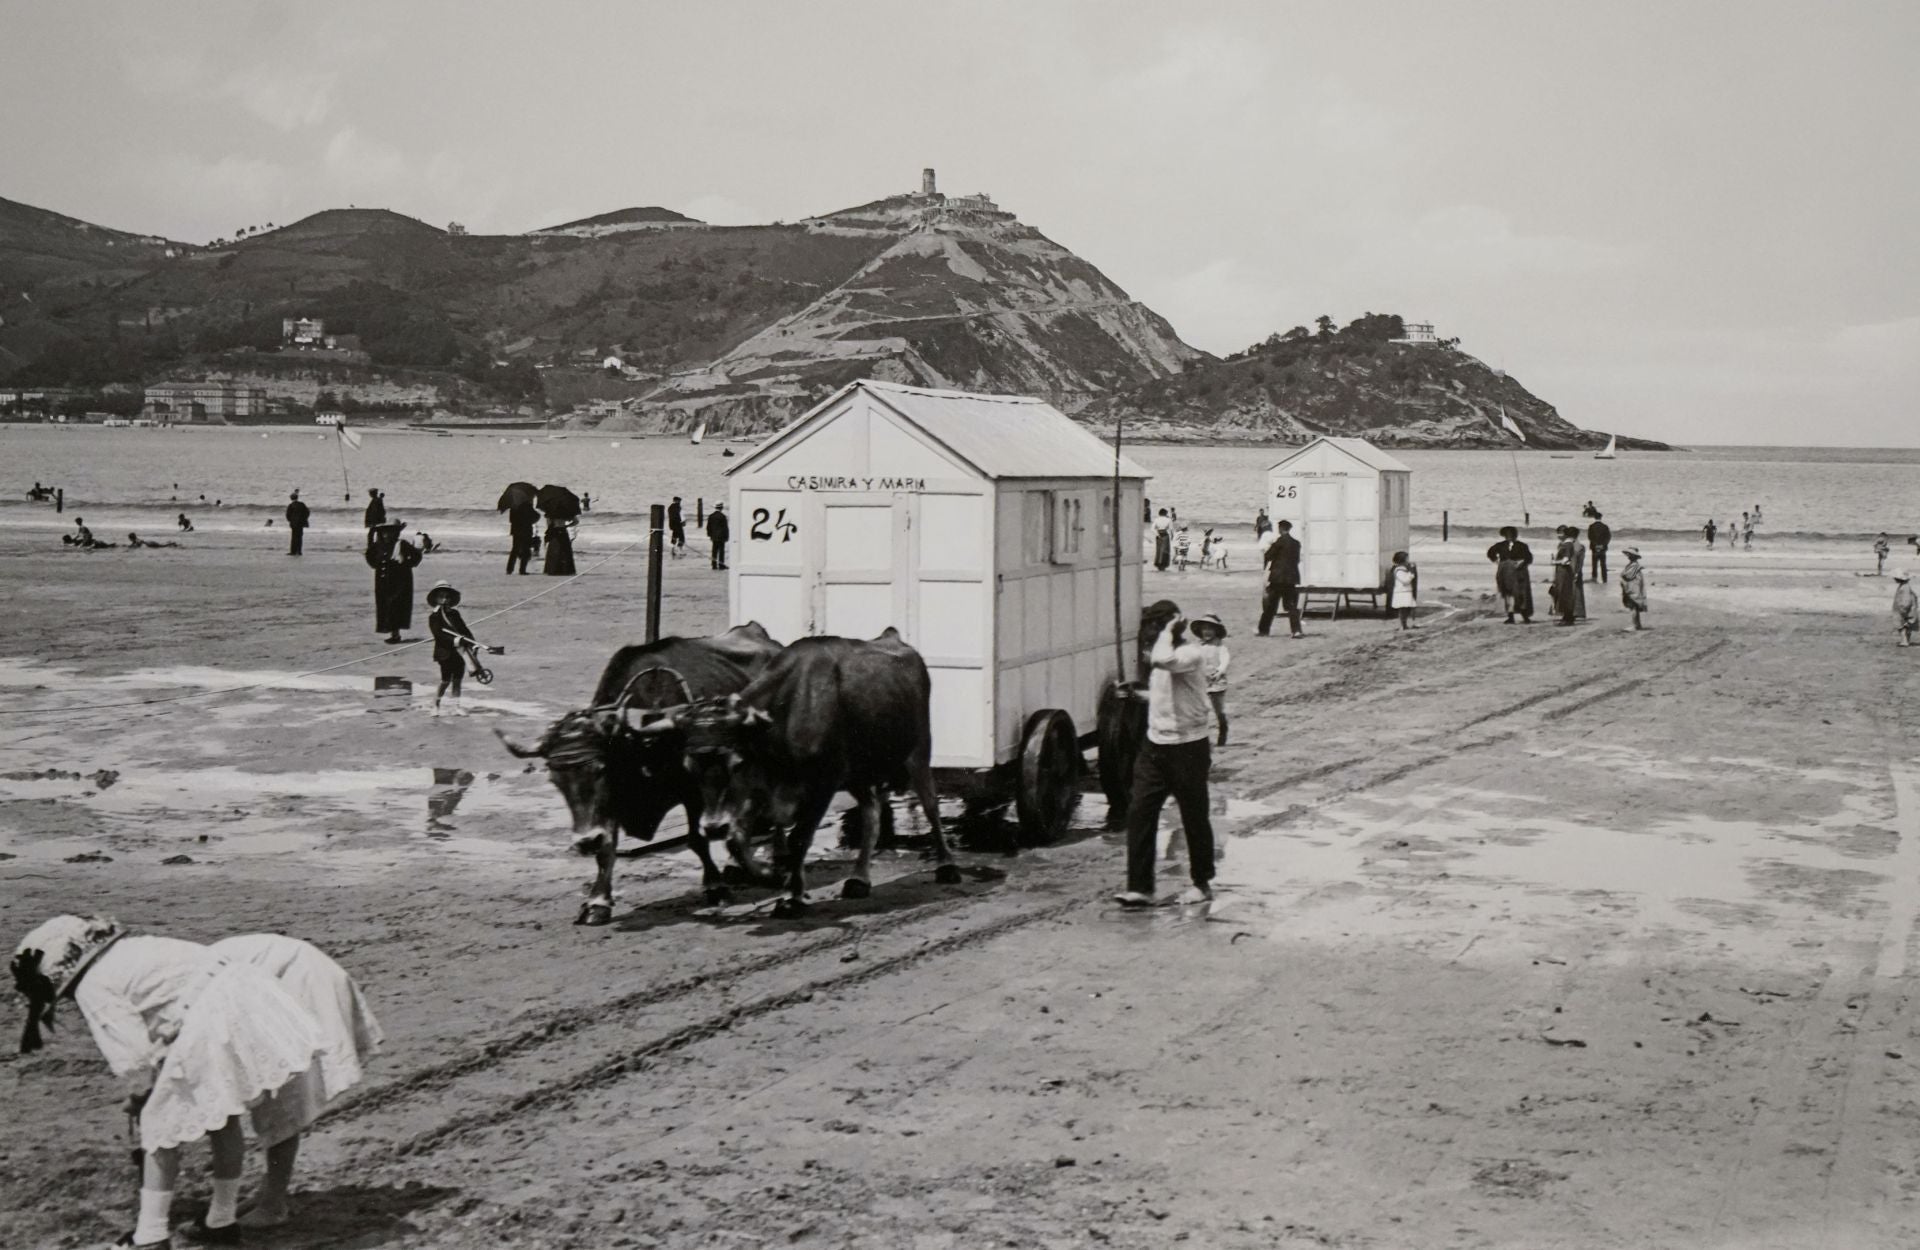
[1499,408,1526,443]
[337,424,362,450]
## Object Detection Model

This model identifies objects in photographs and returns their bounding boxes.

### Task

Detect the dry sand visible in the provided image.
[1,528,1917,1249]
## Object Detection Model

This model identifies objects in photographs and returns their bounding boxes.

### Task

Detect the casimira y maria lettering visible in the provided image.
[785,475,929,492]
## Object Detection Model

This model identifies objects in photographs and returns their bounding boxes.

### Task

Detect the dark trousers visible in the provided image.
[288,526,304,555]
[508,535,532,574]
[1258,582,1301,636]
[1124,738,1214,895]
[711,540,727,570]
[1590,545,1608,582]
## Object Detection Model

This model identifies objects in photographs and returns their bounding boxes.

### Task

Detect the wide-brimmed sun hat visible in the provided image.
[11,915,126,1053]
[1897,570,1912,582]
[1622,547,1642,559]
[426,580,461,606]
[1191,613,1228,639]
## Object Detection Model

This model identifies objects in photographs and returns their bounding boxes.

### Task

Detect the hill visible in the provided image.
[0,179,1642,449]
[1082,315,1668,450]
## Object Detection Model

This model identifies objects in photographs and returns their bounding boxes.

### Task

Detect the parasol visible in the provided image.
[537,484,582,522]
[497,481,537,513]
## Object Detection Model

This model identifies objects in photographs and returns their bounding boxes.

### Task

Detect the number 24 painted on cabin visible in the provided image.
[750,508,797,542]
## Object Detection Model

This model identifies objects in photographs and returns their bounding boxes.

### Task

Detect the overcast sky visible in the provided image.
[3,1,1913,445]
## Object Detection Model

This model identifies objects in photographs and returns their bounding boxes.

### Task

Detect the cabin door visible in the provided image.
[807,493,912,639]
[1302,480,1345,586]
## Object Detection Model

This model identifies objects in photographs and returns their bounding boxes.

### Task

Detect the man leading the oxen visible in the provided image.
[1258,519,1303,638]
[1115,600,1216,909]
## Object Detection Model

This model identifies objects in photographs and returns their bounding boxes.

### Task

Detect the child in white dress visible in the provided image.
[1390,551,1420,630]
[11,918,380,1247]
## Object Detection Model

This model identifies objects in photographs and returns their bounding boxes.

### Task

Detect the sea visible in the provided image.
[4,425,1918,553]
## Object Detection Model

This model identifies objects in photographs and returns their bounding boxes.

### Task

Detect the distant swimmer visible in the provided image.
[26,481,53,502]
[177,513,194,532]
[1875,533,1891,575]
[127,532,181,549]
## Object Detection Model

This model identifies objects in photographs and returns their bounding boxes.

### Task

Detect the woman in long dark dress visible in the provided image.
[542,515,575,576]
[365,522,421,643]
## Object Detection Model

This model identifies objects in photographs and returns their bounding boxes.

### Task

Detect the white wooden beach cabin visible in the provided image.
[725,379,1148,794]
[1266,436,1412,602]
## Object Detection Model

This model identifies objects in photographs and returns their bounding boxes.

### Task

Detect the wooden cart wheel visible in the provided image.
[1096,680,1144,829]
[1016,709,1080,843]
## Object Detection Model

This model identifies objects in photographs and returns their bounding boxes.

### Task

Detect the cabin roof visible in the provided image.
[727,378,1151,482]
[1268,435,1412,475]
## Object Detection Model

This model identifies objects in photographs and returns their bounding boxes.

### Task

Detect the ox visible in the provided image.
[496,622,782,925]
[638,628,964,916]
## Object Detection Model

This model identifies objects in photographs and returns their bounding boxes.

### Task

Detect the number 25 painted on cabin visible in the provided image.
[750,507,798,542]
[1273,485,1298,499]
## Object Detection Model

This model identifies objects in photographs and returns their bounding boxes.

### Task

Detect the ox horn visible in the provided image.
[493,727,545,759]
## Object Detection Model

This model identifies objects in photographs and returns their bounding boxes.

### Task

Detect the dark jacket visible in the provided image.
[366,527,420,633]
[1588,521,1612,549]
[285,500,310,529]
[428,604,473,664]
[364,495,386,529]
[508,501,539,538]
[706,510,730,543]
[1263,533,1301,586]
[667,501,684,531]
[1486,539,1534,567]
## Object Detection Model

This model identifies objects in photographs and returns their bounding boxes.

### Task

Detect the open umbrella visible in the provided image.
[537,484,582,522]
[497,481,537,513]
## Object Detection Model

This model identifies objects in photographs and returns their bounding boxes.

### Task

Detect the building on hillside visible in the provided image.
[448,221,468,236]
[141,381,268,424]
[1394,320,1438,346]
[282,317,326,346]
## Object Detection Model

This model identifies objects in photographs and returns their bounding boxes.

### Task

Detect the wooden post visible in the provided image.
[1112,415,1125,684]
[56,488,64,514]
[1442,510,1448,542]
[645,503,664,643]
[696,497,704,526]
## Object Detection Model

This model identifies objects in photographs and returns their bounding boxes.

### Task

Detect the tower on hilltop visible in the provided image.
[922,168,937,196]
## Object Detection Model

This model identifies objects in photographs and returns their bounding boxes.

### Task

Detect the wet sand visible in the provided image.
[2,529,1918,1248]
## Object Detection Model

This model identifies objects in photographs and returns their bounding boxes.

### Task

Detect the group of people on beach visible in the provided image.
[1486,522,1648,631]
[9,917,381,1248]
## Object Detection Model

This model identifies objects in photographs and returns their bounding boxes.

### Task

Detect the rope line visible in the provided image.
[0,531,657,720]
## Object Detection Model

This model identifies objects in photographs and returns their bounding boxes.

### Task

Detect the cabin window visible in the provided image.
[1052,491,1086,563]
[1023,492,1052,566]
[1098,492,1116,552]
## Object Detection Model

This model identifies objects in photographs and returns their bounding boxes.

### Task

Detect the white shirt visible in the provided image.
[1146,628,1212,745]
[73,935,224,1086]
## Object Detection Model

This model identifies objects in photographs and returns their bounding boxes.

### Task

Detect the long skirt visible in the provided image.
[1153,530,1171,571]
[374,565,413,633]
[140,964,323,1151]
[1551,566,1576,620]
[544,526,575,576]
[1496,560,1533,616]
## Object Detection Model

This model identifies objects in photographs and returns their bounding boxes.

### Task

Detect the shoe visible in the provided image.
[430,703,443,717]
[176,1218,240,1245]
[1112,891,1155,909]
[450,699,469,717]
[1177,884,1214,905]
[113,1234,171,1250]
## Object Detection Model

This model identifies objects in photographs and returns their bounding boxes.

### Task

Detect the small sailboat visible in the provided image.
[690,421,707,446]
[1594,433,1617,460]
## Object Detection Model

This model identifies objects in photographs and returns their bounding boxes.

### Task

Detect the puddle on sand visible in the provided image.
[1193,781,1899,961]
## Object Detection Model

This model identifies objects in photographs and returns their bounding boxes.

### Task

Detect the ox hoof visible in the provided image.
[934,863,964,885]
[704,886,733,907]
[772,897,811,919]
[574,902,614,927]
[841,877,872,900]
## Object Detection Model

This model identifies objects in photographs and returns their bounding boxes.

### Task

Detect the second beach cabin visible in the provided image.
[725,379,1147,783]
[1266,436,1412,612]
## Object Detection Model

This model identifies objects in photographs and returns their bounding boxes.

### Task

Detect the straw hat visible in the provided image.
[1191,613,1228,640]
[426,580,461,607]
[11,915,125,1053]
[1896,570,1912,583]
[1622,547,1642,560]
